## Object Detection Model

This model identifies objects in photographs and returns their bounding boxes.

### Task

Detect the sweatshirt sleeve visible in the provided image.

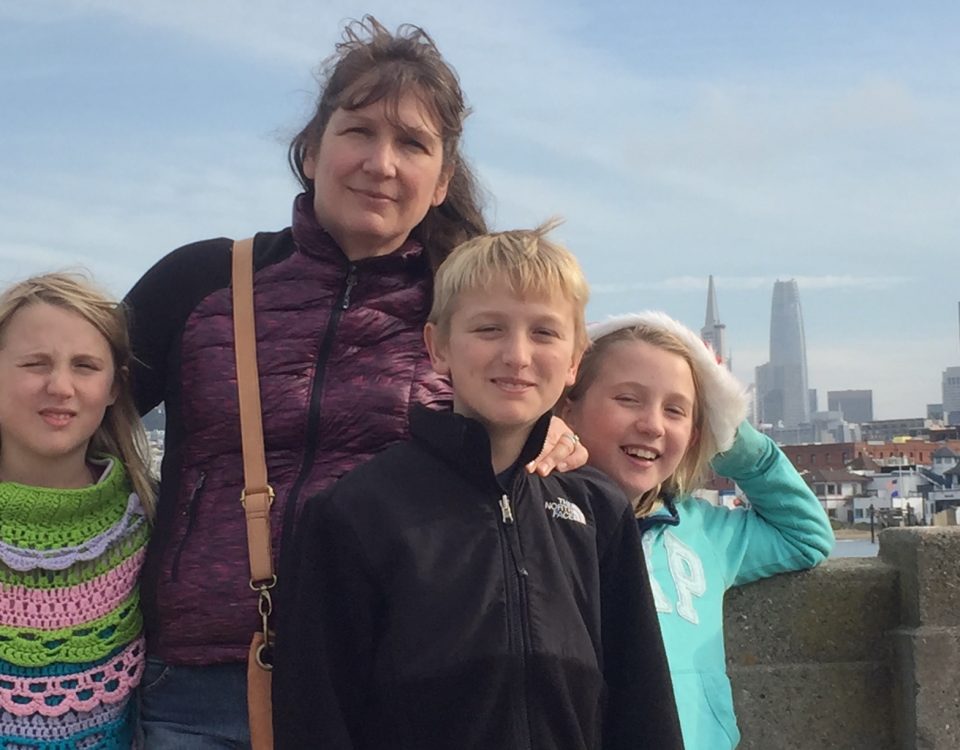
[273,492,379,750]
[600,502,684,750]
[703,420,835,587]
[123,238,233,415]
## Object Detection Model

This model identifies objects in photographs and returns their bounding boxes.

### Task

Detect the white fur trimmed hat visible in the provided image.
[588,311,748,454]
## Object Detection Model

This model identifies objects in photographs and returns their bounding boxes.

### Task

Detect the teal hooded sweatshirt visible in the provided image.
[639,421,834,749]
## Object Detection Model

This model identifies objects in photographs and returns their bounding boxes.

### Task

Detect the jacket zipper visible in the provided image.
[170,471,207,582]
[499,492,534,750]
[278,265,358,570]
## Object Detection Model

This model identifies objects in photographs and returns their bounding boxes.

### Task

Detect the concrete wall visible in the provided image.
[724,527,960,749]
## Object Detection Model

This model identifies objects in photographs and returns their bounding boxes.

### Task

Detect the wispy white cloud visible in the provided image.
[592,274,913,294]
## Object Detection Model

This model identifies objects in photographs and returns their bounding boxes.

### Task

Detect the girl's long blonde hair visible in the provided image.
[0,272,155,518]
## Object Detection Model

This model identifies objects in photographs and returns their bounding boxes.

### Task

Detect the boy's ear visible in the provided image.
[564,349,583,388]
[423,322,451,376]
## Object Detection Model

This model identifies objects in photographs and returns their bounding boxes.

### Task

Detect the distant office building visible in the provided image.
[755,279,811,428]
[944,366,960,425]
[701,275,729,369]
[944,302,960,425]
[862,418,928,442]
[809,389,818,416]
[812,410,861,443]
[828,390,874,423]
[928,403,945,421]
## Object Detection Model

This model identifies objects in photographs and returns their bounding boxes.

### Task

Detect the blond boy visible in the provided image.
[275,224,683,750]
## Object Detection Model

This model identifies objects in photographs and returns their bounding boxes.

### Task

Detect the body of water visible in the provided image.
[831,538,879,558]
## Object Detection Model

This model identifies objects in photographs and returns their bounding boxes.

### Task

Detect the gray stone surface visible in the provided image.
[724,558,898,665]
[697,529,960,748]
[890,627,960,749]
[880,527,960,627]
[880,528,960,748]
[731,662,895,750]
[724,560,899,748]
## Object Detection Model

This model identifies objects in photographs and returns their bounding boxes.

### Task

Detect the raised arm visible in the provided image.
[702,420,835,587]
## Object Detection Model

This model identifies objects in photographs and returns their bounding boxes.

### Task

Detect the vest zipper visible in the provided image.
[170,471,207,582]
[278,264,358,576]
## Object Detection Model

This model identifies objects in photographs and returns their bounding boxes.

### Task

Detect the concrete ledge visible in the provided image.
[731,662,894,750]
[724,559,898,748]
[891,627,960,749]
[725,558,898,664]
[723,529,960,749]
[880,527,960,626]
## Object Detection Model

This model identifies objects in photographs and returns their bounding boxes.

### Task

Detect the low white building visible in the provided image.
[805,468,870,521]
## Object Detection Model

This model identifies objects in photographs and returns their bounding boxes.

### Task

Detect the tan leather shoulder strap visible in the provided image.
[231,237,274,585]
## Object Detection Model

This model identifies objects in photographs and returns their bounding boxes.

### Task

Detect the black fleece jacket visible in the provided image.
[274,406,683,750]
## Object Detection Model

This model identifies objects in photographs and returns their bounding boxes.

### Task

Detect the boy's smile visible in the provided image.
[425,280,581,460]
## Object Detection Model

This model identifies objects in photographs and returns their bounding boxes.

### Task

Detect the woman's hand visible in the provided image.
[527,415,589,476]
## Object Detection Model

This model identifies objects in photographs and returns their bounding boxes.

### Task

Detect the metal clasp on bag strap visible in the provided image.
[250,574,277,670]
[240,484,275,509]
[242,482,276,671]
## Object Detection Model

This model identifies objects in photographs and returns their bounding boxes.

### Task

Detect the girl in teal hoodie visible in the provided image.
[561,311,834,749]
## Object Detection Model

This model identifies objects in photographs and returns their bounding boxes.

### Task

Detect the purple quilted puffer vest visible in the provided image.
[143,205,450,664]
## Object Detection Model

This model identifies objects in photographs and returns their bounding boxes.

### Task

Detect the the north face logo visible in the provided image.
[544,497,586,525]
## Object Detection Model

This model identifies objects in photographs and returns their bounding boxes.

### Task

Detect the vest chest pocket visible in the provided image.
[170,471,207,582]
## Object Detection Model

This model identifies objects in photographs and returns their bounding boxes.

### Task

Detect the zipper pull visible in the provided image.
[499,494,515,525]
[341,266,358,309]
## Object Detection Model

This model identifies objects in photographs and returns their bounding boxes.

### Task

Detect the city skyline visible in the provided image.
[2,2,958,420]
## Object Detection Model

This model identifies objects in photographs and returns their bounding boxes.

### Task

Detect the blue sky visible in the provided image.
[2,1,958,420]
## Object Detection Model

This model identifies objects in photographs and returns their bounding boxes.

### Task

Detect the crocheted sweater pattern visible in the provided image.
[0,458,147,750]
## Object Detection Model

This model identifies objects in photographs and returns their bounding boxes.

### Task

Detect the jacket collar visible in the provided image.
[291,192,427,271]
[409,405,552,491]
[637,494,680,534]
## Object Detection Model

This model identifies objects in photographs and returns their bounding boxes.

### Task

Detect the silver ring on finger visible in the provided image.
[561,432,580,447]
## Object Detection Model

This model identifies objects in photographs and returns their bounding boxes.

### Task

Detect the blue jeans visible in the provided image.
[140,659,251,749]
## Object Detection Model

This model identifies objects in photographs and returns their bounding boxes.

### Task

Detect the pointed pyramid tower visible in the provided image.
[701,275,729,369]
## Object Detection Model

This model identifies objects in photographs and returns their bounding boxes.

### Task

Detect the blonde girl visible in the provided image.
[0,273,153,749]
[560,311,834,750]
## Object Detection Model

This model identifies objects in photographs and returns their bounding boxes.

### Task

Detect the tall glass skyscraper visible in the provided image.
[755,279,811,428]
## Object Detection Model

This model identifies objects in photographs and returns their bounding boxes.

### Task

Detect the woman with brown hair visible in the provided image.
[125,17,586,748]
